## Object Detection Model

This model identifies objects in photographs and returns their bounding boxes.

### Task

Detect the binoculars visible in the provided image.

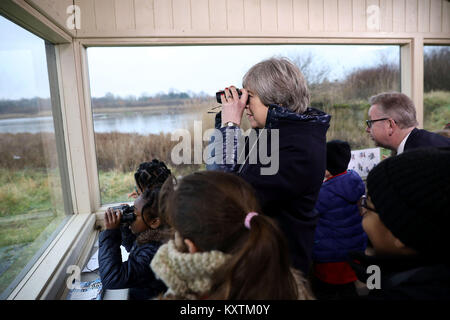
[110,204,136,224]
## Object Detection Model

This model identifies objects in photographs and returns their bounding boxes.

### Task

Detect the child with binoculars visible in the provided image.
[98,159,173,300]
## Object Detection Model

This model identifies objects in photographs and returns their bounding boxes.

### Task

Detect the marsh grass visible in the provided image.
[0,168,64,218]
[424,91,450,131]
[0,213,66,295]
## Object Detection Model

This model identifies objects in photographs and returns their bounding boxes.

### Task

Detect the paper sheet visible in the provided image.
[82,248,99,273]
[82,245,129,273]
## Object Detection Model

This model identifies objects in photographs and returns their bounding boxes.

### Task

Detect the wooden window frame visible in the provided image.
[1,0,449,299]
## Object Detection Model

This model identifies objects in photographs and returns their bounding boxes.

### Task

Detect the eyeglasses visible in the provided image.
[365,118,390,128]
[357,195,377,217]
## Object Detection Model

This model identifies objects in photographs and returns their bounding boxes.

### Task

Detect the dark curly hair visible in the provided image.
[134,159,172,193]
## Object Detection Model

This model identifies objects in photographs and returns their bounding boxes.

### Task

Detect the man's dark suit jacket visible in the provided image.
[404,128,450,151]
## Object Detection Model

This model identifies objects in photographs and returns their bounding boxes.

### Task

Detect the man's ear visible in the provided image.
[184,238,198,254]
[386,119,393,135]
[149,217,161,229]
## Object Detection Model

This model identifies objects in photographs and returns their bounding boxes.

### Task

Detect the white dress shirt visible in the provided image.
[397,131,412,155]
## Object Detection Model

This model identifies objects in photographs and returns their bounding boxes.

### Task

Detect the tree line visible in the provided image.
[0,91,197,116]
[1,47,448,116]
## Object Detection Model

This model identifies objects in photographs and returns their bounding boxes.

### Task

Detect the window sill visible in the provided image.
[7,213,96,300]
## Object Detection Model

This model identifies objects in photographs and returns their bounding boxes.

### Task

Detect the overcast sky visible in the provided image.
[1,14,401,100]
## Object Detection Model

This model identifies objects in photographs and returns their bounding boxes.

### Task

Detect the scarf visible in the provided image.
[136,227,173,245]
[150,240,231,299]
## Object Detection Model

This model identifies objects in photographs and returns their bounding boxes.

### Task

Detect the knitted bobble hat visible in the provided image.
[366,147,450,256]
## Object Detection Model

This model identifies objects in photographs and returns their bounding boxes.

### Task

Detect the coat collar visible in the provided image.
[265,104,331,129]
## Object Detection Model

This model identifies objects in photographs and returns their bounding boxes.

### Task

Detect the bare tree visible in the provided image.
[289,51,330,86]
[424,47,450,92]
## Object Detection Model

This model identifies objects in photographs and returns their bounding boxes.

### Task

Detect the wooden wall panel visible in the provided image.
[442,0,450,33]
[228,0,245,31]
[244,0,261,32]
[209,0,227,31]
[338,0,353,32]
[380,0,393,32]
[293,0,309,31]
[260,0,277,32]
[27,0,75,35]
[430,0,442,32]
[154,0,173,30]
[115,0,135,31]
[93,0,115,31]
[324,0,338,32]
[278,0,294,32]
[134,0,155,31]
[405,0,418,33]
[352,0,366,32]
[418,0,430,33]
[191,0,210,31]
[309,0,324,31]
[392,0,406,32]
[66,0,450,38]
[173,0,191,31]
[76,0,96,35]
[366,0,380,31]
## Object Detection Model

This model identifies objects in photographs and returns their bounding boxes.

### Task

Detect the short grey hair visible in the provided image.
[369,92,418,129]
[242,57,310,114]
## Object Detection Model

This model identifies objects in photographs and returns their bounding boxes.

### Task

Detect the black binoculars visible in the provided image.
[110,204,136,224]
[216,88,248,104]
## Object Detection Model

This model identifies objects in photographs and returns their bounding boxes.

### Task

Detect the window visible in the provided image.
[0,16,71,298]
[86,44,400,204]
[423,45,450,133]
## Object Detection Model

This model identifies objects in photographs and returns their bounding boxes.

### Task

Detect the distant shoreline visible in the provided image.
[0,103,210,120]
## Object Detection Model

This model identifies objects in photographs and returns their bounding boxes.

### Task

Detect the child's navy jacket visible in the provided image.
[313,170,367,263]
[98,227,167,300]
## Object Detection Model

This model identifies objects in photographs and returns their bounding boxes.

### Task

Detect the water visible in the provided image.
[0,111,203,135]
[0,116,54,134]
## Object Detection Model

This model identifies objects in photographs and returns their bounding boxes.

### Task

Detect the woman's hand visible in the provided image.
[127,190,139,199]
[221,86,248,127]
[104,207,121,230]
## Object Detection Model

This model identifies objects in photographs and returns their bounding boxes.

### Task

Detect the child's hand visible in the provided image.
[104,207,121,230]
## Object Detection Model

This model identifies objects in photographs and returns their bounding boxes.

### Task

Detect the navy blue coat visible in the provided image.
[404,128,450,151]
[98,227,167,300]
[313,170,367,263]
[207,104,330,274]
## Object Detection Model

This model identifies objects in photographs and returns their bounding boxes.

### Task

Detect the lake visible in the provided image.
[0,111,204,135]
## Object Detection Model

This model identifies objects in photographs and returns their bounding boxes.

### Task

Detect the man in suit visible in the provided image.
[365,92,450,155]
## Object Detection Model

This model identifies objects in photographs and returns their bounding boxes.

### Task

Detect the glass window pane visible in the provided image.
[423,45,450,133]
[87,44,400,205]
[0,16,70,298]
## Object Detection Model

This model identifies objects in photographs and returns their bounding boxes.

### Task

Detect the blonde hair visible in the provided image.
[242,57,310,114]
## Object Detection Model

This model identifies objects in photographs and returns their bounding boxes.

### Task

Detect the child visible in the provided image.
[150,171,314,300]
[127,159,172,199]
[98,159,172,300]
[350,147,450,299]
[311,140,367,299]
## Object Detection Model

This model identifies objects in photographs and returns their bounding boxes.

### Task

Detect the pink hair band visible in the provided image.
[244,212,259,229]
